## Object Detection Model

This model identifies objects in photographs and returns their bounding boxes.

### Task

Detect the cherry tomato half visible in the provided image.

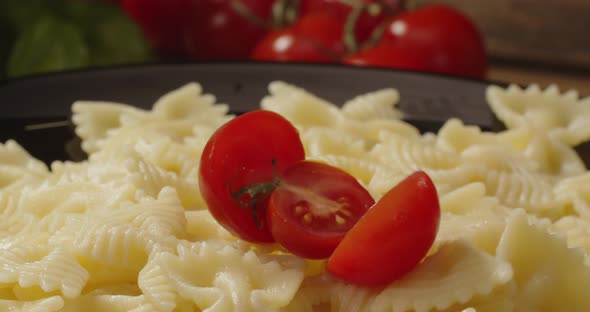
[327,171,440,286]
[267,161,374,259]
[199,110,305,243]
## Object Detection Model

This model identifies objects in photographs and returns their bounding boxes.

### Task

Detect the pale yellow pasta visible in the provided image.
[287,241,513,312]
[487,84,590,146]
[151,82,231,126]
[2,81,590,311]
[0,296,64,312]
[341,88,402,121]
[436,183,510,254]
[550,215,590,256]
[261,81,343,128]
[72,101,155,154]
[300,127,367,158]
[497,212,590,311]
[141,240,305,312]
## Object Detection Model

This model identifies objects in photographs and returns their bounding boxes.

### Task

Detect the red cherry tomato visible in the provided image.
[267,161,375,259]
[299,0,400,45]
[186,0,275,60]
[378,4,487,78]
[121,0,194,56]
[251,11,346,63]
[199,110,305,243]
[343,42,431,72]
[327,171,440,287]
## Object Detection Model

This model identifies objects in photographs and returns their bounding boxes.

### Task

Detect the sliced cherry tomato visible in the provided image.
[199,110,305,243]
[267,161,374,259]
[343,42,432,72]
[186,0,275,60]
[327,171,440,287]
[121,0,193,56]
[377,4,487,78]
[251,11,346,63]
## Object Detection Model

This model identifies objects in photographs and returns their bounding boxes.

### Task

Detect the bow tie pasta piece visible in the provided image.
[0,296,64,312]
[435,183,512,255]
[486,84,590,146]
[477,167,564,219]
[61,294,162,312]
[0,237,88,300]
[0,141,48,191]
[497,212,590,311]
[261,81,344,128]
[554,172,590,219]
[299,127,367,158]
[138,240,305,312]
[550,216,590,260]
[436,119,500,153]
[287,240,513,312]
[340,88,402,121]
[152,82,232,126]
[72,101,153,155]
[369,132,460,175]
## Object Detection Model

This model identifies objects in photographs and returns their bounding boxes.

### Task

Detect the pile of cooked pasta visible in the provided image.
[1,81,590,311]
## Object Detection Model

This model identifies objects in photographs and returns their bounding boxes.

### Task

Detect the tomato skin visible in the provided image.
[251,11,346,63]
[379,4,487,78]
[327,171,440,287]
[186,0,275,60]
[267,161,374,259]
[121,0,194,56]
[299,0,400,45]
[199,110,305,243]
[343,42,431,72]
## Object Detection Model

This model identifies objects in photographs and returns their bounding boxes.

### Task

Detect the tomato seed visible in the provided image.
[335,214,346,225]
[294,205,306,216]
[303,213,313,223]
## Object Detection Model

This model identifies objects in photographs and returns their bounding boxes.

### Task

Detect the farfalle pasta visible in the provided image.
[1,81,590,311]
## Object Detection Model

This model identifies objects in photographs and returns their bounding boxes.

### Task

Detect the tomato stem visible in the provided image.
[231,0,274,29]
[230,159,281,229]
[343,3,364,53]
[272,0,299,28]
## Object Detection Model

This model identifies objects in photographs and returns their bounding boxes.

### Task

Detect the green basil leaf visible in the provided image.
[84,5,153,66]
[7,16,89,77]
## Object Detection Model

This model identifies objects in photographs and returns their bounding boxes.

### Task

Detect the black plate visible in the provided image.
[0,62,504,164]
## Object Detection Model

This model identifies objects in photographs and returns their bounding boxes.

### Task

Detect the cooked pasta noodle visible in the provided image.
[0,81,589,311]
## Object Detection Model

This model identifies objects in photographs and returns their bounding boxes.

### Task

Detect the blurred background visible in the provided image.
[0,0,588,94]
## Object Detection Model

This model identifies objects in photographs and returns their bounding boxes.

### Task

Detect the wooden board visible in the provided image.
[409,0,590,70]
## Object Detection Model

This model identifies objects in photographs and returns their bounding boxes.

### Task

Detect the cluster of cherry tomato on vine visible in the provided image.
[120,0,488,79]
[198,110,441,286]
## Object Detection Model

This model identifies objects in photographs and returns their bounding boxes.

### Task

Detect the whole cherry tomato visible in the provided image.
[299,0,401,45]
[377,4,487,78]
[267,161,375,259]
[327,171,440,287]
[121,0,194,56]
[186,0,275,60]
[199,110,305,243]
[343,42,431,71]
[251,11,346,62]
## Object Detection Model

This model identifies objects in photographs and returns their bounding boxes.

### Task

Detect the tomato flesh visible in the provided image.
[327,171,440,286]
[267,161,374,259]
[199,110,305,243]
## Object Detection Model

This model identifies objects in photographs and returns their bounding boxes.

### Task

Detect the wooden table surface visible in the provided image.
[410,0,590,96]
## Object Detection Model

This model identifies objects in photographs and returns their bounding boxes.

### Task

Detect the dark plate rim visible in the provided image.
[0,60,507,88]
